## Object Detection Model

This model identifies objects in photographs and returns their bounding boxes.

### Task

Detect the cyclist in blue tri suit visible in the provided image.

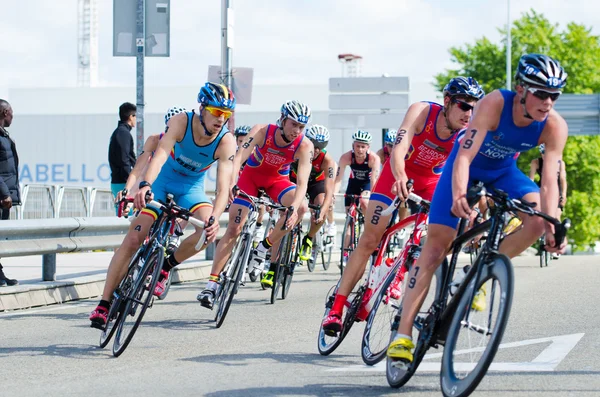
[90,82,237,329]
[387,54,569,365]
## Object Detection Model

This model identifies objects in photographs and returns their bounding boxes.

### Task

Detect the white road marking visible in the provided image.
[328,333,585,373]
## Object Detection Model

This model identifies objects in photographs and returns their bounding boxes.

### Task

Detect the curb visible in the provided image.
[0,261,214,312]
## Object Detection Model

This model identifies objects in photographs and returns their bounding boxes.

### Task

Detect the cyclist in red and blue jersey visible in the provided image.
[322,76,485,335]
[376,129,397,164]
[90,83,237,328]
[389,54,569,366]
[198,100,314,307]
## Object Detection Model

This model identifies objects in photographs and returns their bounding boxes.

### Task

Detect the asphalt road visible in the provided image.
[2,254,599,397]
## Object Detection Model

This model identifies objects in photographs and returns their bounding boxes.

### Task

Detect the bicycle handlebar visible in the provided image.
[467,182,571,248]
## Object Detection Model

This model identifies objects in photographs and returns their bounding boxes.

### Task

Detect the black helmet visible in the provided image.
[443,76,485,100]
[515,53,567,89]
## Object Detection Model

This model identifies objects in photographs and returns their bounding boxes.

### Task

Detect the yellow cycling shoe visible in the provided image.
[261,271,275,288]
[471,286,487,312]
[299,238,313,261]
[387,336,414,363]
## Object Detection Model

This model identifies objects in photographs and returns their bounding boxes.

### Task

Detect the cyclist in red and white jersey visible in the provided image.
[198,100,314,308]
[322,77,485,334]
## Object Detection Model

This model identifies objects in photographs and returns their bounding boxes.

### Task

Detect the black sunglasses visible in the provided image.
[528,88,561,101]
[451,98,475,112]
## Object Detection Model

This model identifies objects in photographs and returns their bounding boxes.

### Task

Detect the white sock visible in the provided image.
[394,333,412,342]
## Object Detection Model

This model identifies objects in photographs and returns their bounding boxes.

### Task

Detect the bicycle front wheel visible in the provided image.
[282,229,301,300]
[440,254,514,397]
[339,216,354,276]
[112,249,163,357]
[271,234,290,304]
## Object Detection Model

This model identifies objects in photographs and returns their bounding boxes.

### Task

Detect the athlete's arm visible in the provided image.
[376,148,385,164]
[123,134,160,197]
[208,133,237,242]
[334,152,350,194]
[134,113,186,209]
[390,102,429,199]
[319,155,337,223]
[232,124,266,186]
[528,158,538,181]
[292,139,315,210]
[559,160,567,205]
[539,112,568,237]
[369,150,382,189]
[452,90,503,218]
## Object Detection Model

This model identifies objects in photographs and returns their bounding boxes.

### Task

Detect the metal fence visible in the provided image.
[9,184,115,220]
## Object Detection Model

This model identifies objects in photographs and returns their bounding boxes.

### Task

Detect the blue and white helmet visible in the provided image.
[279,100,311,126]
[515,54,567,89]
[306,125,330,150]
[235,125,251,137]
[384,129,397,145]
[164,106,186,125]
[197,82,236,109]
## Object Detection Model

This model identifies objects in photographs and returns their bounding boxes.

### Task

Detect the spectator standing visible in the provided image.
[0,99,20,286]
[108,102,137,212]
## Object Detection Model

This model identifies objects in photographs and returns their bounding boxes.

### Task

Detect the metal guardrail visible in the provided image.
[9,184,115,220]
[0,212,348,281]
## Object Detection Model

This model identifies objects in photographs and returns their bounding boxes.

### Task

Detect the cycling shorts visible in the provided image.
[429,144,539,229]
[370,160,439,207]
[344,179,370,207]
[306,180,325,202]
[141,172,212,220]
[234,168,296,208]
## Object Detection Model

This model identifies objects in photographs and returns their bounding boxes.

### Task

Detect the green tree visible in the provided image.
[434,10,600,251]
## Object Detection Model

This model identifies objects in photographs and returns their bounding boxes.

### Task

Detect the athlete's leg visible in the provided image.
[307,192,326,239]
[209,201,251,275]
[170,203,213,262]
[498,192,544,257]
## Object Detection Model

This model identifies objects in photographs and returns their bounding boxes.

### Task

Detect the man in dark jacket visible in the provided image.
[108,102,136,213]
[0,99,20,286]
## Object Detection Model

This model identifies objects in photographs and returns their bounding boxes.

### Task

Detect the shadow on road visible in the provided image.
[203,382,434,396]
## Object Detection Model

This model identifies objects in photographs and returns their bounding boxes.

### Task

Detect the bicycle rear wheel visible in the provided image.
[317,284,365,356]
[112,249,163,357]
[440,254,514,397]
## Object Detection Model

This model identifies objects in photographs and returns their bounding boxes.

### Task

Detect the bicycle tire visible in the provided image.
[317,285,365,356]
[271,234,289,304]
[98,246,143,348]
[340,216,354,276]
[215,235,250,328]
[282,229,300,300]
[386,322,430,388]
[112,249,163,357]
[306,234,316,274]
[440,254,514,397]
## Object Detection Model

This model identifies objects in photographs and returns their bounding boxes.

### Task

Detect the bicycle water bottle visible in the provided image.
[449,265,470,296]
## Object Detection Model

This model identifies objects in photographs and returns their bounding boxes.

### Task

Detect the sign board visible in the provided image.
[208,66,254,105]
[113,0,171,57]
[329,77,409,93]
[329,94,408,110]
[328,113,406,129]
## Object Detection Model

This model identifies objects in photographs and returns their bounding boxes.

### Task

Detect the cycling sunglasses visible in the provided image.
[528,87,561,101]
[452,98,475,112]
[205,106,233,119]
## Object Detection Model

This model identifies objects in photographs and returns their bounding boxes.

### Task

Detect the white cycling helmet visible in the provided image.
[306,125,330,150]
[278,100,312,126]
[352,130,372,144]
[165,106,187,125]
[384,129,397,145]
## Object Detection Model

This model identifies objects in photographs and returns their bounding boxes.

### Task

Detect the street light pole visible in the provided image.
[135,0,145,156]
[221,0,234,131]
[506,0,512,90]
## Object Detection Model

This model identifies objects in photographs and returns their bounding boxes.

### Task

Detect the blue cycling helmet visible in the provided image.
[515,53,567,89]
[197,82,236,110]
[164,106,186,125]
[384,129,397,145]
[443,76,485,100]
[235,125,251,137]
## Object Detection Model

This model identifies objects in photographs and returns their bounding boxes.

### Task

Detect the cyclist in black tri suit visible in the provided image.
[334,130,381,264]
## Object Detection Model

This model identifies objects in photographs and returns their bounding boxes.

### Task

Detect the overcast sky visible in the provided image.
[0,0,598,100]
